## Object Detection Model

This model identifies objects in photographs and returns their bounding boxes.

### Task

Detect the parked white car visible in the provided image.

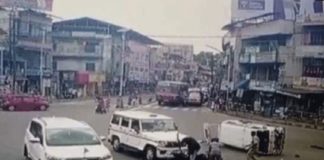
[107,111,187,160]
[24,117,113,160]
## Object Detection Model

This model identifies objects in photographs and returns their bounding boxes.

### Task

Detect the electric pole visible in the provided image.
[9,9,17,93]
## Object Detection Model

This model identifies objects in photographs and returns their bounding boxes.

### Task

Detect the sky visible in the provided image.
[52,0,231,53]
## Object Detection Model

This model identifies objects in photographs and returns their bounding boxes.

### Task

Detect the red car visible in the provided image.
[1,94,49,111]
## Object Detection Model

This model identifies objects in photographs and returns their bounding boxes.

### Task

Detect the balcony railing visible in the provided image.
[296,45,324,58]
[240,46,290,64]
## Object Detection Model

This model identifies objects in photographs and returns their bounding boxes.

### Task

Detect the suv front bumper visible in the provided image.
[156,147,187,159]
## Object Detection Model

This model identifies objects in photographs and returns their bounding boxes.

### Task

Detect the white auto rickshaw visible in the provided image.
[204,120,286,155]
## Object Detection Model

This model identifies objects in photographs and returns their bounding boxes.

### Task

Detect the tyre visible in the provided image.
[39,105,47,111]
[112,137,121,152]
[144,146,156,160]
[8,105,15,111]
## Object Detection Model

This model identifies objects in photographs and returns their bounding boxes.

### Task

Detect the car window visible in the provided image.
[121,117,130,128]
[111,115,121,125]
[29,121,38,137]
[29,121,43,145]
[131,119,140,131]
[23,96,34,102]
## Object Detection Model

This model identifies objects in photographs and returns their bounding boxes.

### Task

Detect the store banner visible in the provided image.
[0,0,53,11]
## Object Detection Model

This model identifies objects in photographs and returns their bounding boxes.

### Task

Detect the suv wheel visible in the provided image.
[112,137,121,152]
[8,105,15,111]
[144,146,156,160]
[39,105,47,111]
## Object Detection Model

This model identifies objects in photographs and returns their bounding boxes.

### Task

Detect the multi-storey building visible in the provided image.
[151,43,195,82]
[221,0,324,116]
[52,18,112,97]
[0,8,52,95]
[52,17,160,96]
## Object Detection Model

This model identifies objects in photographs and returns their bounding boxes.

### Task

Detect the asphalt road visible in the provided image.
[0,99,324,160]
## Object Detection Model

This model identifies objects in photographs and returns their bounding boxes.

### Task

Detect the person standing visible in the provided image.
[247,131,259,160]
[208,138,222,160]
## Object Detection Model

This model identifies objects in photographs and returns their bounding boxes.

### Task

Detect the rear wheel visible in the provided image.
[8,105,15,111]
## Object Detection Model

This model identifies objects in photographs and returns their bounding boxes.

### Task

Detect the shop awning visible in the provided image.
[276,88,324,99]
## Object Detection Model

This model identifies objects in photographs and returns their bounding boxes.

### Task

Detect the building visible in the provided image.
[151,43,195,83]
[221,0,324,116]
[0,8,53,95]
[52,18,111,97]
[52,17,160,97]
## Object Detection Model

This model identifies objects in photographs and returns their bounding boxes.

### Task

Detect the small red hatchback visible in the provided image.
[1,94,49,111]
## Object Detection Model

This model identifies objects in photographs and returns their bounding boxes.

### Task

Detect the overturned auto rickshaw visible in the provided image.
[204,120,286,155]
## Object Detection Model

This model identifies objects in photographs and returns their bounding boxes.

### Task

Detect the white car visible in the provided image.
[107,111,187,160]
[24,117,113,160]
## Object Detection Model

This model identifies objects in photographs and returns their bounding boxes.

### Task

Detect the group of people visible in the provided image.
[210,97,226,112]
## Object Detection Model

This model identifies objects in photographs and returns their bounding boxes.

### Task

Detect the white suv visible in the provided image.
[107,111,187,160]
[24,117,113,160]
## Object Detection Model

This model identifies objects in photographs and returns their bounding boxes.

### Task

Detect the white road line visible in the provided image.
[171,108,179,111]
[192,108,198,112]
[183,108,190,111]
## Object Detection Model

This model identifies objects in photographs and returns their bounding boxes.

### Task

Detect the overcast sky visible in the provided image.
[52,0,231,53]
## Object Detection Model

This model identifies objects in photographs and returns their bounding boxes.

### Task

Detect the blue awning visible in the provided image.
[234,79,250,90]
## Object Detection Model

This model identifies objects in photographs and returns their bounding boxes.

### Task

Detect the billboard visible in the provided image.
[0,0,53,11]
[298,0,324,23]
[231,0,296,22]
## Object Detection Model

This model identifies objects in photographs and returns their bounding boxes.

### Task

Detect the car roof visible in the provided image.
[113,111,172,120]
[35,117,91,129]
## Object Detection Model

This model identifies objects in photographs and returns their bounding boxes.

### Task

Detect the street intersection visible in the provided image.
[0,99,323,160]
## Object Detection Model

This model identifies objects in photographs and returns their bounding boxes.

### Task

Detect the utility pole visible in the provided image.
[9,9,18,93]
[40,30,45,96]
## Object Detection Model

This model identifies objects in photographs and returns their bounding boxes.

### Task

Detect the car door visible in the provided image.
[33,122,46,160]
[26,121,38,160]
[22,96,35,110]
[120,117,131,145]
[128,119,141,149]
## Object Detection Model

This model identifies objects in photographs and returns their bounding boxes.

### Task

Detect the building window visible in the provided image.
[53,61,57,71]
[85,42,97,53]
[86,63,96,72]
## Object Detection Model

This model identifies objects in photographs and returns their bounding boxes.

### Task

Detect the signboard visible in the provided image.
[231,0,296,22]
[238,0,265,10]
[0,0,53,11]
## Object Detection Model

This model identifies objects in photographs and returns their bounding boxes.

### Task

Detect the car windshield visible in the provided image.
[46,128,100,146]
[141,119,176,132]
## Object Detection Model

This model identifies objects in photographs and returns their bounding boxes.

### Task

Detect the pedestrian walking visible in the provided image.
[247,131,259,160]
[208,138,222,160]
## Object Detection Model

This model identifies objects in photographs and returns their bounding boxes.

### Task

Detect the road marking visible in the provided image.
[171,108,179,111]
[192,108,198,112]
[183,108,190,111]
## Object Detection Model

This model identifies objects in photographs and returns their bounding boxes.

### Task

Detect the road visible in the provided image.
[0,99,324,160]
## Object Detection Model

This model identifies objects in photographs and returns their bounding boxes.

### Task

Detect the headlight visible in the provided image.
[101,154,112,160]
[158,141,167,147]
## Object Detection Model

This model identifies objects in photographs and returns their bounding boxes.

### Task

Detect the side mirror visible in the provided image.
[100,136,107,142]
[29,137,40,143]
